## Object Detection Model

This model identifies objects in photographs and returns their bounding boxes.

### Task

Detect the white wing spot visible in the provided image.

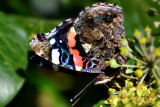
[51,49,60,64]
[50,38,56,45]
[75,66,82,71]
[59,40,62,43]
[59,22,63,26]
[45,28,57,38]
[51,28,56,32]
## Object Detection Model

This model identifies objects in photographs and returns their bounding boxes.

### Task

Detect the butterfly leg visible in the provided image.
[94,70,120,85]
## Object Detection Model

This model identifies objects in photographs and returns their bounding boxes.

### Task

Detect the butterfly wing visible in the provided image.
[30,19,102,73]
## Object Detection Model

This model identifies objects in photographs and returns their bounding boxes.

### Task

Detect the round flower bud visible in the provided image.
[133,29,141,38]
[136,61,142,66]
[155,48,160,57]
[109,88,116,92]
[107,59,120,68]
[135,69,143,78]
[120,47,130,57]
[120,38,128,47]
[104,100,109,104]
[127,81,133,88]
[139,37,147,44]
[144,26,151,32]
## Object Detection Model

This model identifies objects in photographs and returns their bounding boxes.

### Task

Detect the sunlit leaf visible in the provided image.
[0,12,27,106]
[11,15,61,50]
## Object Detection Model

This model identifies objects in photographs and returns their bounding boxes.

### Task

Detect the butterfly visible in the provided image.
[30,2,126,105]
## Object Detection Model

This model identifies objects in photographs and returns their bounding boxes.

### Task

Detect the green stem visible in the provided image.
[146,31,151,39]
[140,44,149,60]
[149,39,155,61]
[143,68,149,73]
[127,46,133,52]
[152,69,159,81]
[155,59,160,65]
[130,54,147,65]
[121,64,144,68]
[154,65,160,71]
[139,72,148,84]
[154,66,160,78]
[135,46,144,57]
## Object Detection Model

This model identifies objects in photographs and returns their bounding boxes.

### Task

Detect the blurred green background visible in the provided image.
[0,0,160,107]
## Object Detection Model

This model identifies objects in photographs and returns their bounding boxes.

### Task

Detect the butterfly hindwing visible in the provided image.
[30,19,101,73]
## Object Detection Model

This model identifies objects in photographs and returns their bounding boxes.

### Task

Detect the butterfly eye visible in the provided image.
[104,14,113,23]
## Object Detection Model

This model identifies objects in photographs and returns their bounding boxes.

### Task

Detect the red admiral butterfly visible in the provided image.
[30,2,126,105]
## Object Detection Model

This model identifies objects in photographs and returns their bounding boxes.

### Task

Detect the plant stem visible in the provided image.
[155,59,160,65]
[149,38,155,61]
[139,72,148,84]
[143,68,149,74]
[154,65,160,71]
[130,54,147,65]
[121,64,144,68]
[152,69,159,81]
[140,44,149,60]
[135,46,144,57]
[154,66,160,78]
[127,46,133,52]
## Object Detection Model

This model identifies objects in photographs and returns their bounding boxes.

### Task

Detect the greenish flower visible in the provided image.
[128,87,136,97]
[133,96,144,106]
[136,84,143,97]
[154,100,160,107]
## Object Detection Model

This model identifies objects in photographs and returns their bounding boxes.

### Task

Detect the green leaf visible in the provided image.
[93,100,109,107]
[11,15,61,50]
[0,12,27,106]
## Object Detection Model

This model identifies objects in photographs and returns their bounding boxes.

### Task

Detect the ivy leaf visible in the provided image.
[93,100,109,107]
[11,15,61,50]
[0,12,27,106]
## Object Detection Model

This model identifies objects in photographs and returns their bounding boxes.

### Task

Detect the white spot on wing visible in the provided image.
[51,49,60,64]
[49,38,56,45]
[59,40,62,43]
[45,28,57,38]
[75,66,82,71]
[59,22,63,26]
[82,43,92,53]
[51,28,56,32]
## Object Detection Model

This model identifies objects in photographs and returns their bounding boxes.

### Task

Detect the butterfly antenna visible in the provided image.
[70,77,97,106]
